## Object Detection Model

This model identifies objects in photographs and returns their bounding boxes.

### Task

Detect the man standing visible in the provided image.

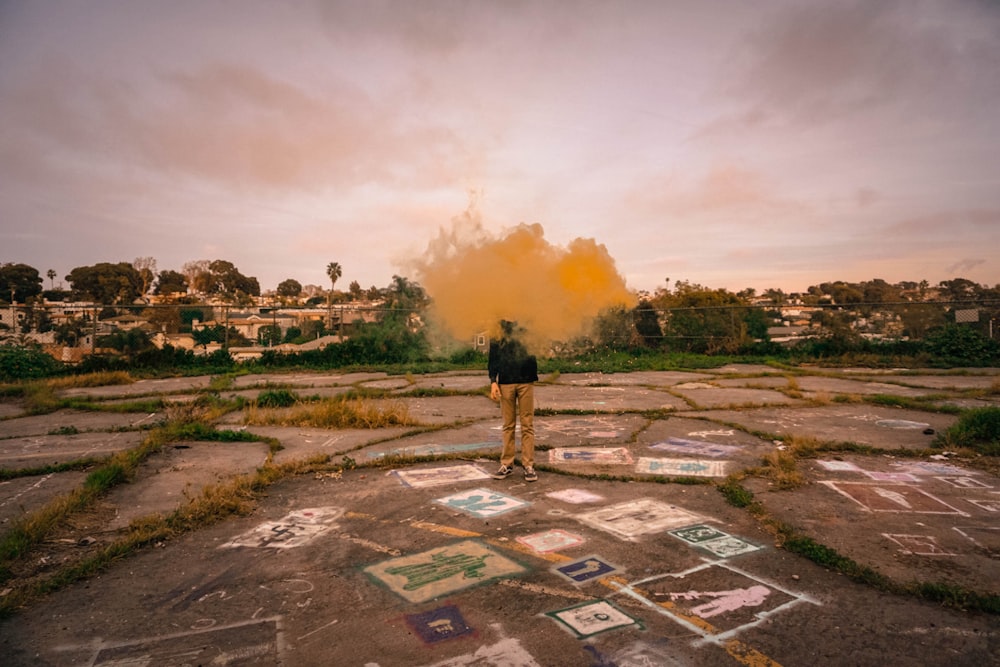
[488,320,539,482]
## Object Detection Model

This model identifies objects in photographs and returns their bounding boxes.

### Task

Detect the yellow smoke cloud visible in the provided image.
[413,209,636,353]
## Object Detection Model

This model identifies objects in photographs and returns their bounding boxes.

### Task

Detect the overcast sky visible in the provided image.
[1,0,998,296]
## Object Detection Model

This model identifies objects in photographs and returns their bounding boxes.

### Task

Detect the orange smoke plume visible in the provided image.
[413,209,636,352]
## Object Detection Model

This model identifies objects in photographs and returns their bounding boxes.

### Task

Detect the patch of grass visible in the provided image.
[48,425,80,435]
[755,449,805,489]
[911,582,1000,614]
[255,388,299,408]
[864,394,962,415]
[0,459,103,482]
[717,476,758,509]
[245,396,413,429]
[46,371,133,389]
[205,374,237,392]
[782,534,893,589]
[935,407,1000,456]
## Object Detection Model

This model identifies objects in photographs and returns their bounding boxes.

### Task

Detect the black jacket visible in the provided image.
[488,336,538,385]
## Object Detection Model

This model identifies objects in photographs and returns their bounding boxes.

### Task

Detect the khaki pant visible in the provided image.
[499,383,535,468]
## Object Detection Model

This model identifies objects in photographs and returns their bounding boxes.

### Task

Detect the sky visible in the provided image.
[1,0,998,298]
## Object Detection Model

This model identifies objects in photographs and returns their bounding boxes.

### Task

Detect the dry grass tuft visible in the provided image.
[246,397,413,429]
[46,371,133,389]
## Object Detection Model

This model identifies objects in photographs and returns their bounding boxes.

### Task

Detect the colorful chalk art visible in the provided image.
[435,488,530,518]
[365,539,525,604]
[548,447,633,465]
[575,499,705,540]
[635,457,728,477]
[394,464,491,488]
[546,600,641,638]
[220,506,343,549]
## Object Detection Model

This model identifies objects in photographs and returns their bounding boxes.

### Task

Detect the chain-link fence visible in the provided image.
[1,299,998,360]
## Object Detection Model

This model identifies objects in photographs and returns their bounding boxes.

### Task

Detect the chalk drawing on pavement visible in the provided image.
[967,498,1000,512]
[435,488,529,518]
[546,488,604,504]
[863,471,920,482]
[575,499,705,540]
[90,616,281,666]
[651,437,740,457]
[936,476,992,489]
[546,600,641,639]
[883,534,956,556]
[891,461,976,476]
[688,429,736,438]
[368,442,492,460]
[620,562,810,639]
[669,525,762,559]
[549,447,633,465]
[393,464,491,488]
[364,539,524,604]
[953,526,1000,554]
[221,507,343,549]
[405,604,474,644]
[816,460,863,472]
[553,555,622,584]
[410,628,542,666]
[635,457,728,477]
[536,416,626,440]
[820,482,969,515]
[517,529,586,553]
[876,419,931,430]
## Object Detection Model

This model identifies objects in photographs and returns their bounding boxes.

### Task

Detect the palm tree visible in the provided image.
[326,262,342,332]
[326,262,342,292]
[47,269,56,289]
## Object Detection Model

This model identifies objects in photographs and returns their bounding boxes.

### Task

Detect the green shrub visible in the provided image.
[924,324,999,366]
[0,345,63,381]
[937,407,1000,455]
[256,388,299,408]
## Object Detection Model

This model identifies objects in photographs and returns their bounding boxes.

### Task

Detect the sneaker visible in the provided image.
[523,467,538,482]
[492,465,513,480]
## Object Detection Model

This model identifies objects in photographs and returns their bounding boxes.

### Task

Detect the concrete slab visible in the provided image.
[393,395,500,425]
[713,376,793,389]
[103,439,272,530]
[0,401,25,419]
[4,466,996,666]
[0,472,88,526]
[704,364,783,375]
[0,409,161,439]
[536,384,685,412]
[58,376,210,399]
[361,423,500,461]
[2,365,999,666]
[0,431,146,469]
[242,426,415,462]
[554,370,715,386]
[689,404,955,449]
[795,376,939,398]
[403,373,490,392]
[673,385,802,410]
[749,453,1000,596]
[231,372,358,388]
[886,374,1000,391]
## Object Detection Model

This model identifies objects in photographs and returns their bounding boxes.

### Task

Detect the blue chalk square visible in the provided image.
[405,604,473,644]
[553,555,621,583]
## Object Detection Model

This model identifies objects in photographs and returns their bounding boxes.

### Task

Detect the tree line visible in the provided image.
[0,258,385,306]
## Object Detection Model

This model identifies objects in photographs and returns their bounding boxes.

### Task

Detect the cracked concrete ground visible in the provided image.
[1,365,998,666]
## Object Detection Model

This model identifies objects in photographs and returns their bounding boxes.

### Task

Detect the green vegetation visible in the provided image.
[936,407,1000,455]
[255,388,300,408]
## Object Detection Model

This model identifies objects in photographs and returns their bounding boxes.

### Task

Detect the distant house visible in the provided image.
[151,332,196,351]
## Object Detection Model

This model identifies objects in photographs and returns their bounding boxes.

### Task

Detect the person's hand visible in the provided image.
[490,381,500,401]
